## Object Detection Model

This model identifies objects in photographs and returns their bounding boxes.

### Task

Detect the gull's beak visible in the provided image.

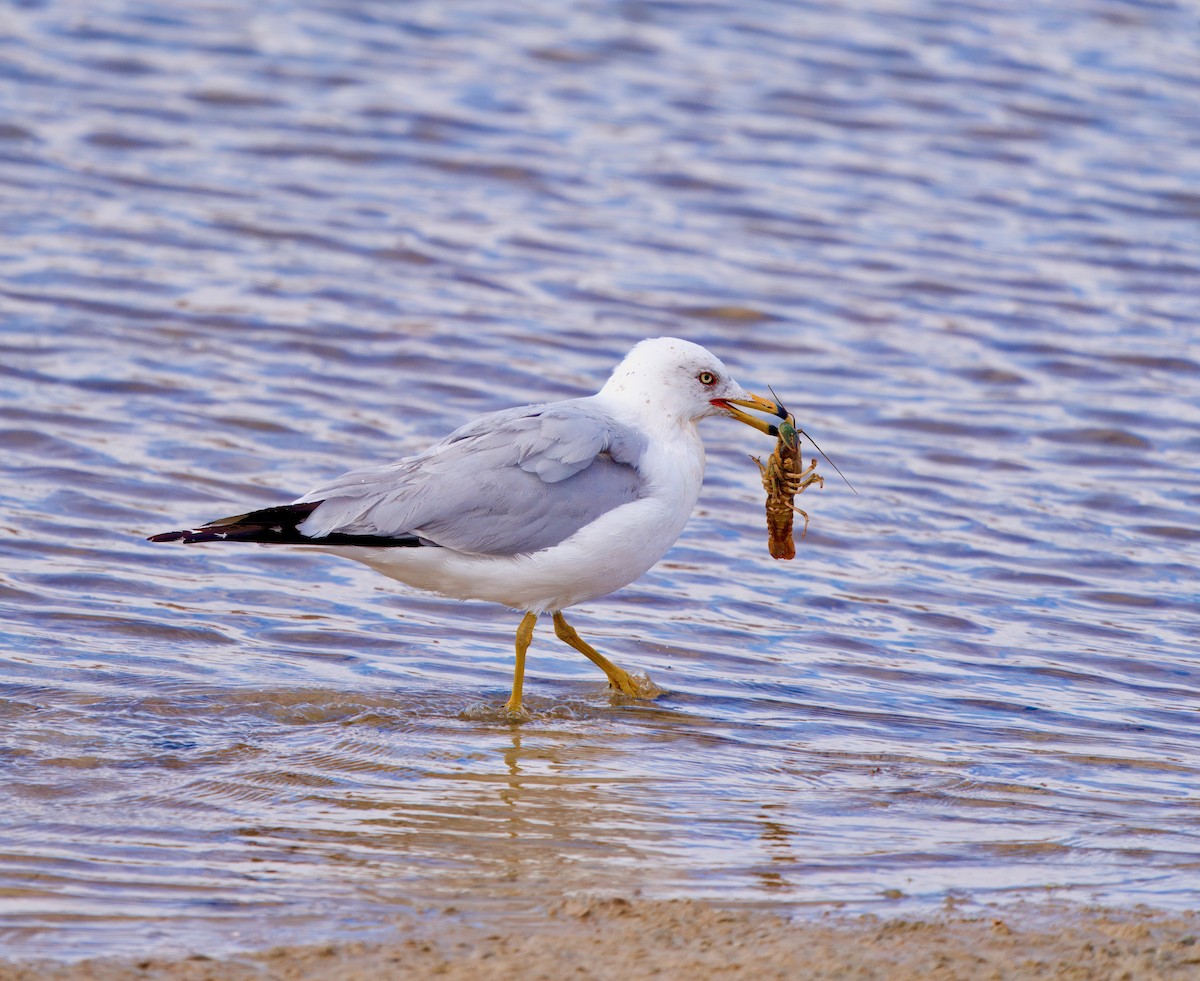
[711,392,790,436]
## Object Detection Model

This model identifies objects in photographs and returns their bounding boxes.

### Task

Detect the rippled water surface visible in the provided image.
[2,0,1199,961]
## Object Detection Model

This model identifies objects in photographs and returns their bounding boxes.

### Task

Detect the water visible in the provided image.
[2,0,1199,961]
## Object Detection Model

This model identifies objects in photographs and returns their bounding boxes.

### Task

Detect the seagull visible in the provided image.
[149,337,787,716]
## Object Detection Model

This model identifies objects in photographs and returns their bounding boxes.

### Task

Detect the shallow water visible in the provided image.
[2,0,1200,961]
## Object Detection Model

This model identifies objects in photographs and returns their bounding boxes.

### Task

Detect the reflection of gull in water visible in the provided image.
[149,337,785,716]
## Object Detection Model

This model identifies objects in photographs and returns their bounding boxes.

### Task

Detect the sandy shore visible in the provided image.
[3,898,1198,980]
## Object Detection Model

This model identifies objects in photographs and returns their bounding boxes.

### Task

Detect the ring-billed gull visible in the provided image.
[149,337,787,716]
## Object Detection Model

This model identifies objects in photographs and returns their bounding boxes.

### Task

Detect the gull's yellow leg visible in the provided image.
[505,611,538,716]
[551,611,642,697]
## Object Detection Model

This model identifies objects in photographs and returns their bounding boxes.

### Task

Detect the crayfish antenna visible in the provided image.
[764,386,857,495]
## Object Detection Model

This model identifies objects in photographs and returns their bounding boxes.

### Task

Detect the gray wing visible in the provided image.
[295,398,648,556]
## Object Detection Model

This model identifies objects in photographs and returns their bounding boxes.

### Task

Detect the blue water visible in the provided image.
[1,0,1198,960]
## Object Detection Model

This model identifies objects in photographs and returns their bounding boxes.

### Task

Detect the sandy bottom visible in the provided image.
[4,898,1198,981]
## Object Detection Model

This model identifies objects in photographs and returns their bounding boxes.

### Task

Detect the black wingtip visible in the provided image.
[148,528,224,543]
[145,500,430,548]
[146,502,324,545]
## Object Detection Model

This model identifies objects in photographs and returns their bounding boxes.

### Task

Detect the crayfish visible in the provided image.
[752,414,824,561]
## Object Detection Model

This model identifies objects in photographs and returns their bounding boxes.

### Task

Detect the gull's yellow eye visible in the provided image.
[698,371,717,386]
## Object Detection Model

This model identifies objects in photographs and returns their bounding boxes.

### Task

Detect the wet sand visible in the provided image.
[4,899,1198,980]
